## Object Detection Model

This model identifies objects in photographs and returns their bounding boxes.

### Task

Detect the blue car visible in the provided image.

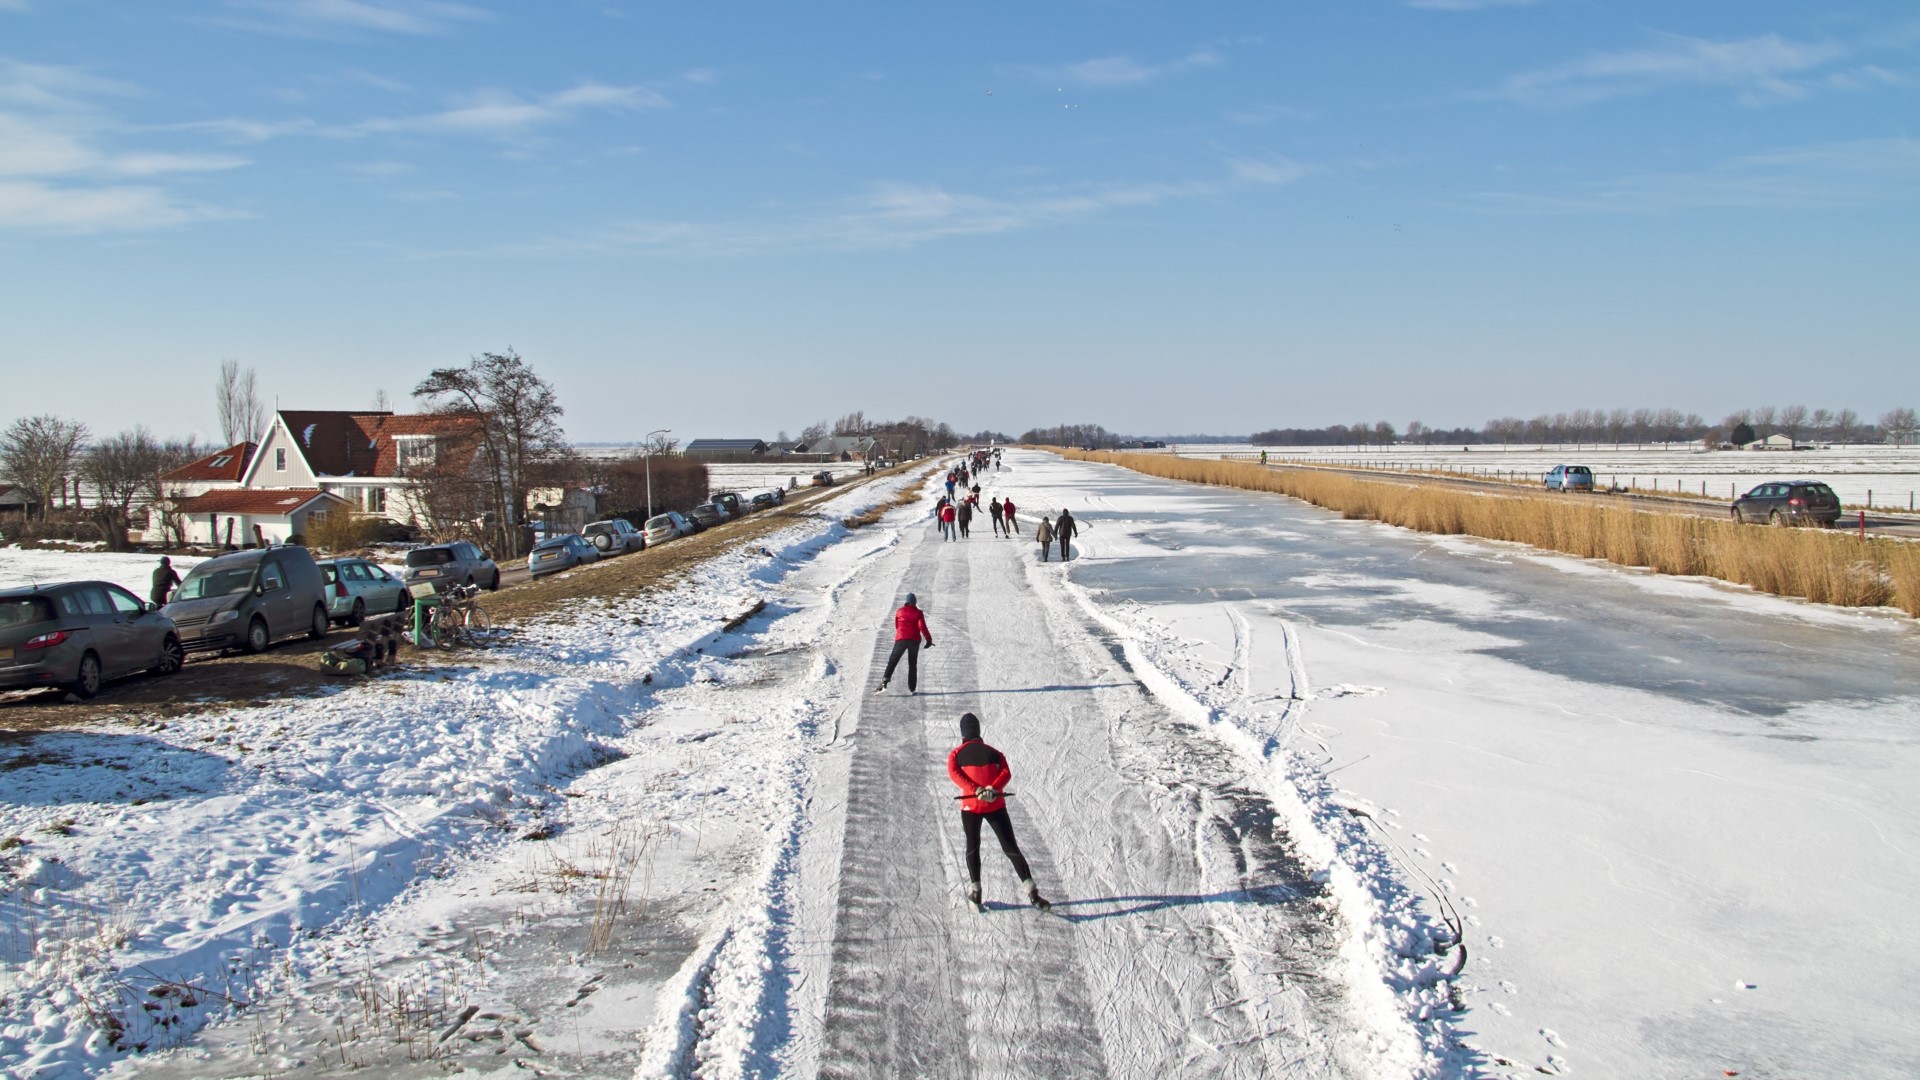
[1544,464,1595,492]
[528,533,600,579]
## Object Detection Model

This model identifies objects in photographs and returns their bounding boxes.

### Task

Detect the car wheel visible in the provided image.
[347,598,366,627]
[1731,508,1745,524]
[309,605,330,641]
[465,575,476,588]
[69,652,102,700]
[151,635,184,676]
[1769,511,1784,527]
[593,535,613,552]
[488,570,500,591]
[245,617,270,654]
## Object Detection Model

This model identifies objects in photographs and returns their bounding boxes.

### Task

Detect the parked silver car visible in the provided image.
[0,581,183,699]
[528,534,600,579]
[317,557,408,626]
[585,518,646,555]
[164,546,331,654]
[643,511,696,546]
[403,541,500,592]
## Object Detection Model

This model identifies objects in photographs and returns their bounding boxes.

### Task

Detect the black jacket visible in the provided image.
[1055,512,1077,539]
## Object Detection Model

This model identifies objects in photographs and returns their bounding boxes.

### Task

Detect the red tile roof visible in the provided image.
[276,411,485,477]
[162,442,256,484]
[170,488,343,516]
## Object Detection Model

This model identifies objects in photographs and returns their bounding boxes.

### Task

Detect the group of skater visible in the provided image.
[935,473,1078,562]
[874,590,1051,913]
[873,450,1096,914]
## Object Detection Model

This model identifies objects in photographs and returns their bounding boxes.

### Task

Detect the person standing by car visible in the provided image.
[1054,508,1077,562]
[947,712,1050,911]
[1002,496,1019,536]
[1034,515,1055,561]
[875,592,934,694]
[150,556,181,607]
[988,496,1005,537]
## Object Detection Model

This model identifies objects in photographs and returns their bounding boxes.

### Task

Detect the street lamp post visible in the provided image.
[644,428,671,519]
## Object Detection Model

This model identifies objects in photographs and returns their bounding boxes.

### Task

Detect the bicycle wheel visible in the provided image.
[461,605,492,644]
[428,605,457,647]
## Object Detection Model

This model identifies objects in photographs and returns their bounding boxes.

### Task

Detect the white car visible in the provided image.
[643,511,697,546]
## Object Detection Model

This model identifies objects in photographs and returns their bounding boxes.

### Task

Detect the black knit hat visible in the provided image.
[958,712,981,740]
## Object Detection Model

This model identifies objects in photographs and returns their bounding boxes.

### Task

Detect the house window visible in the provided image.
[210,455,231,468]
[395,436,437,470]
[363,487,387,513]
[275,448,287,471]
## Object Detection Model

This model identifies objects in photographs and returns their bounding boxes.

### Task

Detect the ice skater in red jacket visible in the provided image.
[947,712,1050,911]
[875,593,934,694]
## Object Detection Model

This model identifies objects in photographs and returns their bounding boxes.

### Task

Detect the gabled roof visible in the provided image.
[685,438,769,451]
[254,410,486,481]
[170,488,346,517]
[163,442,256,484]
[0,484,32,507]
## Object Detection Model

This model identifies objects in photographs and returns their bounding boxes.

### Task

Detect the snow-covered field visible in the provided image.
[8,449,1915,1078]
[1177,443,1920,509]
[0,549,210,599]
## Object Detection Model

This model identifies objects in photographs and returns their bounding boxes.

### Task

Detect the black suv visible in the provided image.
[1731,480,1842,527]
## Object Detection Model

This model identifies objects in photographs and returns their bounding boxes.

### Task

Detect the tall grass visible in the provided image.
[1061,450,1920,618]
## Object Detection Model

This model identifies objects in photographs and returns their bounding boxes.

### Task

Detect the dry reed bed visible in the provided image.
[1060,450,1920,618]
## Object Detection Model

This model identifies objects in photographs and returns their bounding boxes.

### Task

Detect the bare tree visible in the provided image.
[1606,408,1629,447]
[1405,420,1425,446]
[1833,408,1860,444]
[81,428,165,551]
[1373,420,1396,448]
[372,388,392,413]
[0,414,90,522]
[1881,407,1918,445]
[414,349,568,557]
[1809,408,1834,442]
[216,359,267,447]
[798,419,830,445]
[1751,404,1778,438]
[1778,405,1808,444]
[1526,415,1550,446]
[147,436,202,547]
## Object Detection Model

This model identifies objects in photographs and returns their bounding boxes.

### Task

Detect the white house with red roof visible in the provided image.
[244,408,487,523]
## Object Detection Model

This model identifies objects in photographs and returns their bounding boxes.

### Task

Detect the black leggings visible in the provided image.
[962,808,1031,884]
[882,639,920,690]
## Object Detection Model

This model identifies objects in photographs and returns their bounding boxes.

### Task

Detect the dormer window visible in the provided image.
[395,435,438,469]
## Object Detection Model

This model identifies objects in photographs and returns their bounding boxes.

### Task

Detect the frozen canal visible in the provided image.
[1015,452,1920,1077]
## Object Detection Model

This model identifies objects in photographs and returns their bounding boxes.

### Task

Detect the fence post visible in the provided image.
[1859,510,1867,540]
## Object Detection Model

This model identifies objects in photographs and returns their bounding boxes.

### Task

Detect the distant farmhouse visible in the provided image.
[684,438,770,462]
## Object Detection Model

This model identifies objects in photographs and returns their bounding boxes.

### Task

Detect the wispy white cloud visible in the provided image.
[484,156,1315,258]
[355,82,670,137]
[216,0,488,38]
[0,180,237,232]
[0,1,32,13]
[1490,31,1899,106]
[0,61,248,232]
[1022,49,1224,88]
[1465,137,1920,214]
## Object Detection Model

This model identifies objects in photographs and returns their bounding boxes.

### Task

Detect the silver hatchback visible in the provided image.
[318,557,409,625]
[0,581,183,699]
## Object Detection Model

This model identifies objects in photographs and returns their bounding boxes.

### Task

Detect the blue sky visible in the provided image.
[2,1,1915,442]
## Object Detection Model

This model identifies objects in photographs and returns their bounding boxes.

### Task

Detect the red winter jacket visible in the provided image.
[1001,499,1016,517]
[940,504,957,522]
[894,603,931,643]
[948,739,1013,814]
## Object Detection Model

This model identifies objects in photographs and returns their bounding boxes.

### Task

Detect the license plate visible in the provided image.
[537,553,557,561]
[0,648,12,660]
[417,569,440,577]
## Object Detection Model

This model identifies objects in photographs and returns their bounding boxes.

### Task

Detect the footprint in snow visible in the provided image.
[1541,1028,1567,1048]
[1488,936,1505,948]
[1413,832,1430,841]
[1734,980,1756,991]
[1322,684,1387,698]
[1442,862,1458,872]
[1489,1002,1512,1017]
[1499,980,1518,995]
[1462,896,1479,907]
[1546,1053,1570,1072]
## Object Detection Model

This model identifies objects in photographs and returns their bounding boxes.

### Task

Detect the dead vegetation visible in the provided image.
[1061,450,1920,618]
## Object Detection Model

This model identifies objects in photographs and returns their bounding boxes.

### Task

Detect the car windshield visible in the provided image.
[406,548,455,566]
[1569,467,1591,475]
[175,564,255,600]
[0,597,54,628]
[533,539,567,551]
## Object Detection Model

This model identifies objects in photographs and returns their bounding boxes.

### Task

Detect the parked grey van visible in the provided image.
[164,546,330,654]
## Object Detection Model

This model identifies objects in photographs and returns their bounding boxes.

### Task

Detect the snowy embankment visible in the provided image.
[0,472,921,1077]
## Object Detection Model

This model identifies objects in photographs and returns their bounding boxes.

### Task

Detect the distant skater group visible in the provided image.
[866,451,1101,915]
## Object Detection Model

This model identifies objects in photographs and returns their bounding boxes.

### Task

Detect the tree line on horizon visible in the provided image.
[1249,405,1918,449]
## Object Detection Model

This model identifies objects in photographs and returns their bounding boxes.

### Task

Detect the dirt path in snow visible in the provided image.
[817,509,1362,1078]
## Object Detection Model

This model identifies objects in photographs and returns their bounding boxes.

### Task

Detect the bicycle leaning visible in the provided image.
[424,582,494,647]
